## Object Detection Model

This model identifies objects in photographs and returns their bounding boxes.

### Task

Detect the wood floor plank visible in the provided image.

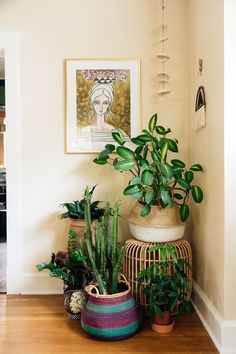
[0,295,218,354]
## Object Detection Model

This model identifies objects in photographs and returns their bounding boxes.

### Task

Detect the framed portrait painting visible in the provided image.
[65,58,140,153]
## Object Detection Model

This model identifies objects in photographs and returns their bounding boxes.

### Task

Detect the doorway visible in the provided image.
[0,50,6,292]
[0,29,21,294]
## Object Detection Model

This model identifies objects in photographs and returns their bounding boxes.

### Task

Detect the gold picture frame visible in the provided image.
[65,58,140,154]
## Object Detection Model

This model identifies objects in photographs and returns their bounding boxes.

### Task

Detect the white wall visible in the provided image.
[0,0,188,294]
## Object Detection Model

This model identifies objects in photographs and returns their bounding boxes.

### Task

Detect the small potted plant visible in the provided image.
[76,187,142,340]
[93,113,204,242]
[36,230,92,319]
[138,244,193,334]
[60,185,104,239]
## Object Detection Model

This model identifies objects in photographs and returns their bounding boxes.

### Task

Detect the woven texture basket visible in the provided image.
[123,238,192,307]
[81,275,142,340]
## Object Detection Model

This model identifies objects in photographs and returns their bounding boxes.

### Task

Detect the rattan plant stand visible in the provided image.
[123,238,192,307]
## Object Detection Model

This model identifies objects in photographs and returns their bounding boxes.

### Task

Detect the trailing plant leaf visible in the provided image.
[113,159,136,171]
[185,171,194,184]
[180,204,189,222]
[140,203,151,217]
[168,139,178,152]
[191,185,203,203]
[141,170,155,186]
[190,164,203,172]
[116,146,135,160]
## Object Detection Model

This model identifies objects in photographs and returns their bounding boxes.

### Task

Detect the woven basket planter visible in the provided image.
[81,275,142,340]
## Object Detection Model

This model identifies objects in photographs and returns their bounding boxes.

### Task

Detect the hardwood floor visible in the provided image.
[0,295,218,354]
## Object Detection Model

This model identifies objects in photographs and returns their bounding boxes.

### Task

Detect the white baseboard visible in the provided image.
[192,280,236,354]
[19,272,64,295]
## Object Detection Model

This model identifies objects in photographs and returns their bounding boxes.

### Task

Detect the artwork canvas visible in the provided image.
[65,59,140,153]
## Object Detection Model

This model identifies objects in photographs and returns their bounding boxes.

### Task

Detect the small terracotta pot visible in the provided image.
[152,317,175,333]
[69,219,95,241]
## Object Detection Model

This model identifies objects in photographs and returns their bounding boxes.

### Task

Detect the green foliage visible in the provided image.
[75,187,126,295]
[36,230,91,290]
[138,244,193,322]
[60,185,104,220]
[93,113,204,221]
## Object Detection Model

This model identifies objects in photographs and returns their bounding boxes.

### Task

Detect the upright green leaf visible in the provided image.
[105,144,115,152]
[161,141,169,162]
[145,191,153,204]
[112,130,125,145]
[131,137,146,145]
[116,146,135,160]
[151,150,161,163]
[123,184,142,196]
[160,163,173,179]
[135,134,153,143]
[148,113,158,133]
[156,125,166,135]
[191,185,203,203]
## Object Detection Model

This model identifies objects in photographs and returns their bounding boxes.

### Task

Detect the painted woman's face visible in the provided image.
[92,94,110,116]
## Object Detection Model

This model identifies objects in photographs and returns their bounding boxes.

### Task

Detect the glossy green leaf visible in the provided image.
[140,159,150,169]
[160,163,173,179]
[171,159,185,168]
[113,159,135,171]
[143,145,149,159]
[148,113,158,133]
[131,137,146,145]
[93,157,108,165]
[112,130,125,145]
[116,146,135,160]
[151,150,160,163]
[180,204,189,222]
[177,178,191,191]
[185,171,194,183]
[156,125,166,135]
[123,184,142,196]
[135,146,143,155]
[135,134,153,143]
[130,176,141,185]
[168,139,178,152]
[98,149,111,159]
[190,164,203,172]
[140,203,151,217]
[105,144,115,152]
[141,170,155,185]
[145,191,153,204]
[168,198,174,208]
[142,129,153,137]
[191,185,203,203]
[160,188,170,204]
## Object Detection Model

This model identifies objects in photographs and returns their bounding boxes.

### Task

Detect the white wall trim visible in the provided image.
[0,28,22,294]
[20,272,64,295]
[192,280,236,354]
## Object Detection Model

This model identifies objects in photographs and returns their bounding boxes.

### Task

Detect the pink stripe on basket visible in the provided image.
[89,293,132,305]
[82,307,141,329]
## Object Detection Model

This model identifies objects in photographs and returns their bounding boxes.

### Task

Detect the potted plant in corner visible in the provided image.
[75,187,142,340]
[93,113,204,242]
[36,230,92,320]
[138,244,193,334]
[59,185,104,240]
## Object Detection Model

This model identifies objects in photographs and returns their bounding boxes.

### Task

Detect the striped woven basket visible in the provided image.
[81,275,142,340]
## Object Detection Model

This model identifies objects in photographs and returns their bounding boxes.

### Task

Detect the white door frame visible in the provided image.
[0,28,21,293]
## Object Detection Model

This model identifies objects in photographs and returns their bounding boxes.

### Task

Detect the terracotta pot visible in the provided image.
[64,289,88,320]
[152,317,175,334]
[69,219,95,241]
[81,276,142,340]
[128,203,185,242]
[154,311,172,325]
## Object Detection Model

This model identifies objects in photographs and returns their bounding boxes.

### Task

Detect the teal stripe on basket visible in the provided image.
[86,298,135,314]
[81,319,141,338]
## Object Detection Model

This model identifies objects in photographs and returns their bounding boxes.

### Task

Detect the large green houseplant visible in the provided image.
[94,113,203,223]
[77,187,141,340]
[138,244,193,333]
